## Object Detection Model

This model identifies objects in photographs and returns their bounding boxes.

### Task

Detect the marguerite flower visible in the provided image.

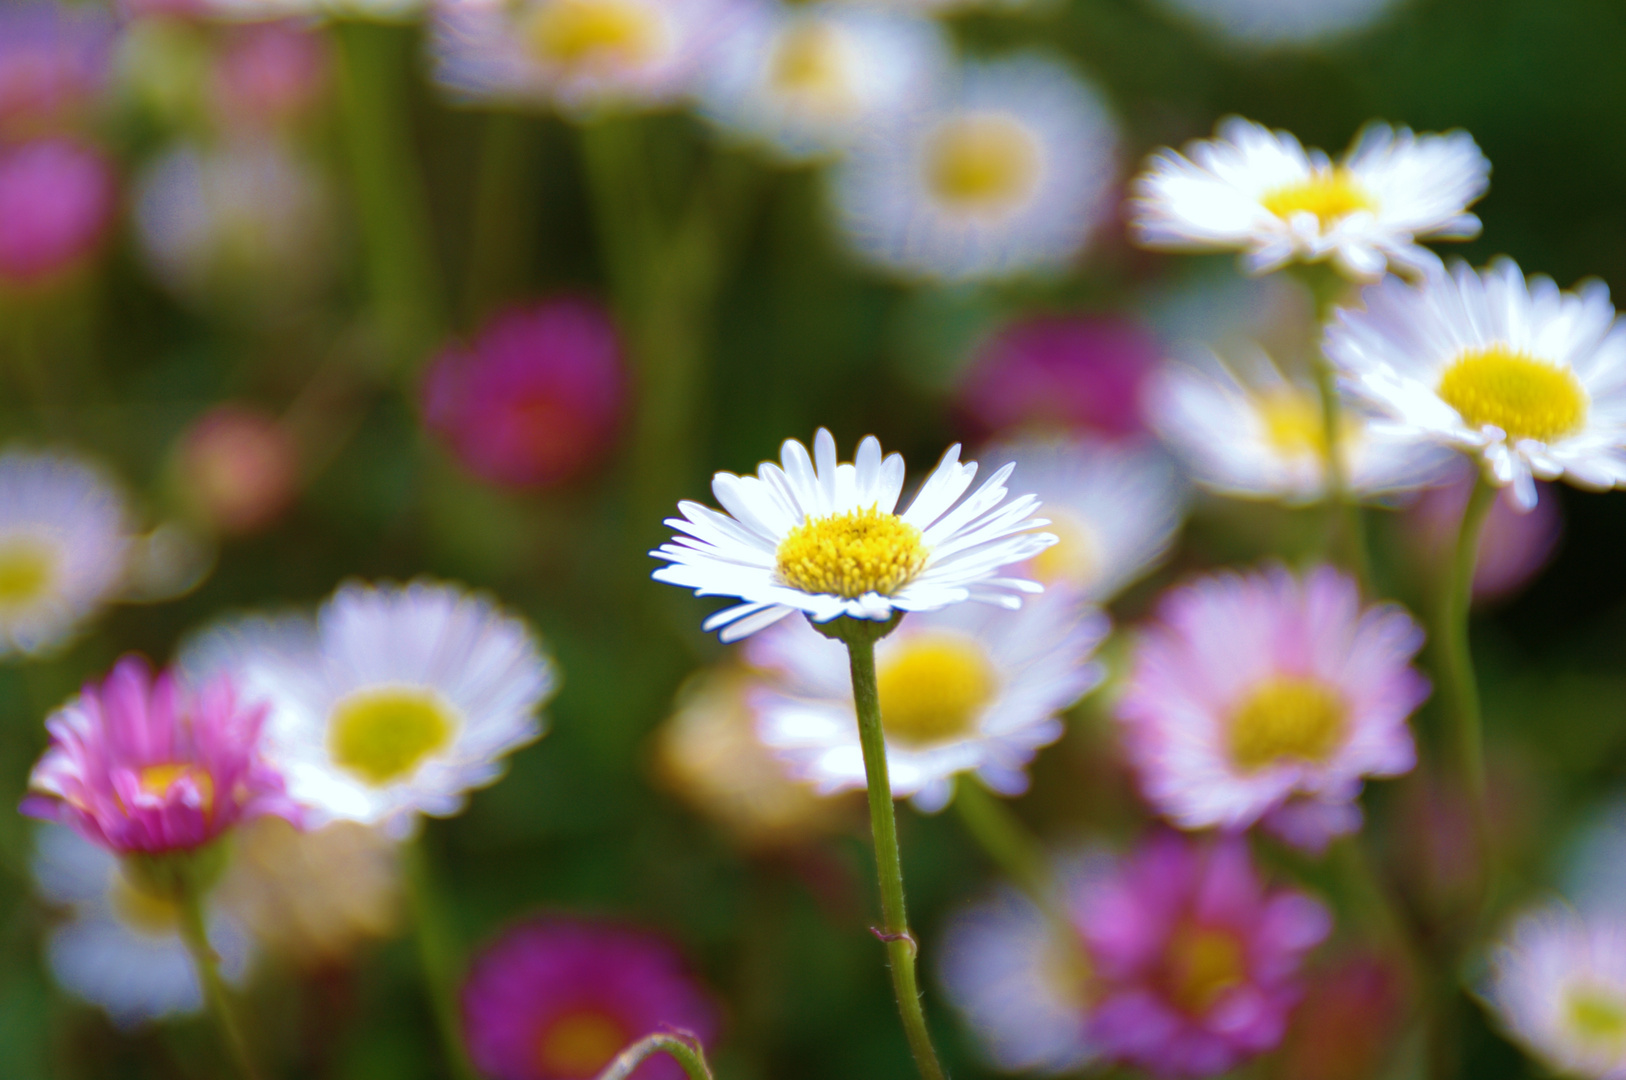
[651,428,1057,641]
[184,580,556,835]
[1484,903,1626,1080]
[1147,347,1453,503]
[1325,258,1626,511]
[1116,565,1427,853]
[1131,117,1489,280]
[748,586,1106,811]
[832,52,1118,282]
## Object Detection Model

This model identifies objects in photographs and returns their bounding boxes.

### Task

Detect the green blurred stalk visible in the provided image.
[464,110,539,324]
[953,777,1050,905]
[406,841,479,1080]
[598,1032,714,1080]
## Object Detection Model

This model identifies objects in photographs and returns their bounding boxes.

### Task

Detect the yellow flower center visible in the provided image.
[1436,346,1589,443]
[1228,677,1348,773]
[1568,987,1626,1048]
[1259,169,1377,227]
[525,0,663,69]
[1029,510,1100,589]
[768,21,853,112]
[1257,390,1330,460]
[924,111,1042,214]
[534,1009,628,1078]
[138,763,216,810]
[328,687,457,788]
[1164,924,1248,1016]
[109,868,181,937]
[0,535,57,611]
[876,634,997,747]
[774,506,928,598]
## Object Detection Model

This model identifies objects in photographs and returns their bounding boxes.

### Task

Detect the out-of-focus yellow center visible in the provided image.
[768,20,852,111]
[1164,924,1247,1015]
[1228,677,1348,772]
[1568,988,1626,1047]
[1260,169,1377,227]
[1029,510,1100,589]
[534,1009,628,1078]
[775,506,928,598]
[877,634,996,747]
[925,111,1042,213]
[1038,935,1094,1011]
[138,763,216,810]
[328,688,456,787]
[1436,346,1588,443]
[109,868,181,936]
[525,0,662,69]
[0,536,57,610]
[1256,390,1329,460]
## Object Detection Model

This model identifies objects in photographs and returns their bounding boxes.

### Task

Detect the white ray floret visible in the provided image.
[1132,117,1488,280]
[1147,0,1401,49]
[651,428,1059,642]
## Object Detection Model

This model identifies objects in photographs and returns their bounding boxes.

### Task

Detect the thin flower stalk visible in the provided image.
[406,843,480,1080]
[596,1032,715,1080]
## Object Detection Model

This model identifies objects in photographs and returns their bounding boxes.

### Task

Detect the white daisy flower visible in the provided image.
[746,586,1107,811]
[832,52,1119,282]
[1325,258,1626,511]
[0,448,131,656]
[697,3,949,163]
[1485,903,1626,1080]
[1131,117,1489,281]
[1148,346,1454,504]
[651,428,1058,642]
[31,824,252,1029]
[986,436,1186,603]
[183,580,556,836]
[1147,0,1400,48]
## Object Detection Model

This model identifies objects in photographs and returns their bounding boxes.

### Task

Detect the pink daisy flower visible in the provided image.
[0,136,116,288]
[1117,565,1427,853]
[1078,832,1331,1078]
[21,655,302,855]
[461,916,720,1080]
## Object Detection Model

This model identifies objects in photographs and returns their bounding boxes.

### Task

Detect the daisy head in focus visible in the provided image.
[1116,565,1428,853]
[650,428,1058,642]
[1131,117,1489,281]
[1325,258,1626,512]
[1148,345,1453,505]
[183,579,556,837]
[833,52,1118,282]
[748,585,1107,811]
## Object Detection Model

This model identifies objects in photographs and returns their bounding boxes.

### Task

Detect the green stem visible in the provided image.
[463,110,538,325]
[597,1032,714,1080]
[175,871,262,1080]
[952,777,1050,904]
[406,842,479,1080]
[1311,350,1371,590]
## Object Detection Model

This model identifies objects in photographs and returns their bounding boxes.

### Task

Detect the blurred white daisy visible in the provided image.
[31,824,251,1029]
[1485,903,1626,1080]
[1148,346,1454,504]
[1147,0,1400,48]
[1325,258,1626,511]
[0,448,131,657]
[986,436,1185,602]
[837,0,1033,13]
[184,580,556,836]
[697,3,949,163]
[747,586,1107,811]
[832,52,1118,282]
[651,428,1057,642]
[1132,117,1488,281]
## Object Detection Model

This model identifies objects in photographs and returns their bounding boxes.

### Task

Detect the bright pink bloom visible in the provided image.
[1077,832,1331,1078]
[1408,468,1562,605]
[212,22,330,132]
[0,2,114,138]
[422,299,628,489]
[957,315,1162,440]
[0,137,116,287]
[21,655,301,855]
[462,916,719,1080]
[179,404,300,535]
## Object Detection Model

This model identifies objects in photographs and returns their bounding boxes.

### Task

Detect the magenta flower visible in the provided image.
[422,299,628,489]
[211,22,331,132]
[1077,832,1331,1078]
[0,1,114,138]
[462,916,719,1080]
[0,137,115,288]
[21,655,301,855]
[956,315,1162,441]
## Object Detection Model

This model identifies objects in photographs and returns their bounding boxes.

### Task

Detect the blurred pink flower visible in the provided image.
[0,136,116,287]
[422,298,629,489]
[461,916,719,1080]
[1077,832,1330,1078]
[21,655,302,855]
[1408,468,1562,605]
[0,1,114,139]
[211,22,330,131]
[179,404,300,535]
[956,315,1162,440]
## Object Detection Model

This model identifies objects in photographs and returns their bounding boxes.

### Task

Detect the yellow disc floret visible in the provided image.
[1227,676,1348,773]
[876,634,996,747]
[534,1009,628,1078]
[525,0,662,69]
[769,21,853,113]
[138,763,216,810]
[1163,924,1247,1016]
[1256,390,1329,460]
[328,687,457,788]
[1436,346,1589,443]
[925,111,1043,214]
[1568,987,1626,1048]
[1260,168,1377,227]
[1029,509,1100,589]
[0,535,56,611]
[775,506,928,598]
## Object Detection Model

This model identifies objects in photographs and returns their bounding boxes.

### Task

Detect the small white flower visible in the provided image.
[1486,903,1626,1080]
[1148,346,1454,504]
[1146,0,1400,48]
[697,3,949,163]
[1325,258,1626,511]
[31,825,251,1028]
[1132,117,1488,281]
[184,580,556,836]
[651,428,1057,642]
[0,448,131,656]
[747,586,1107,811]
[832,52,1118,282]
